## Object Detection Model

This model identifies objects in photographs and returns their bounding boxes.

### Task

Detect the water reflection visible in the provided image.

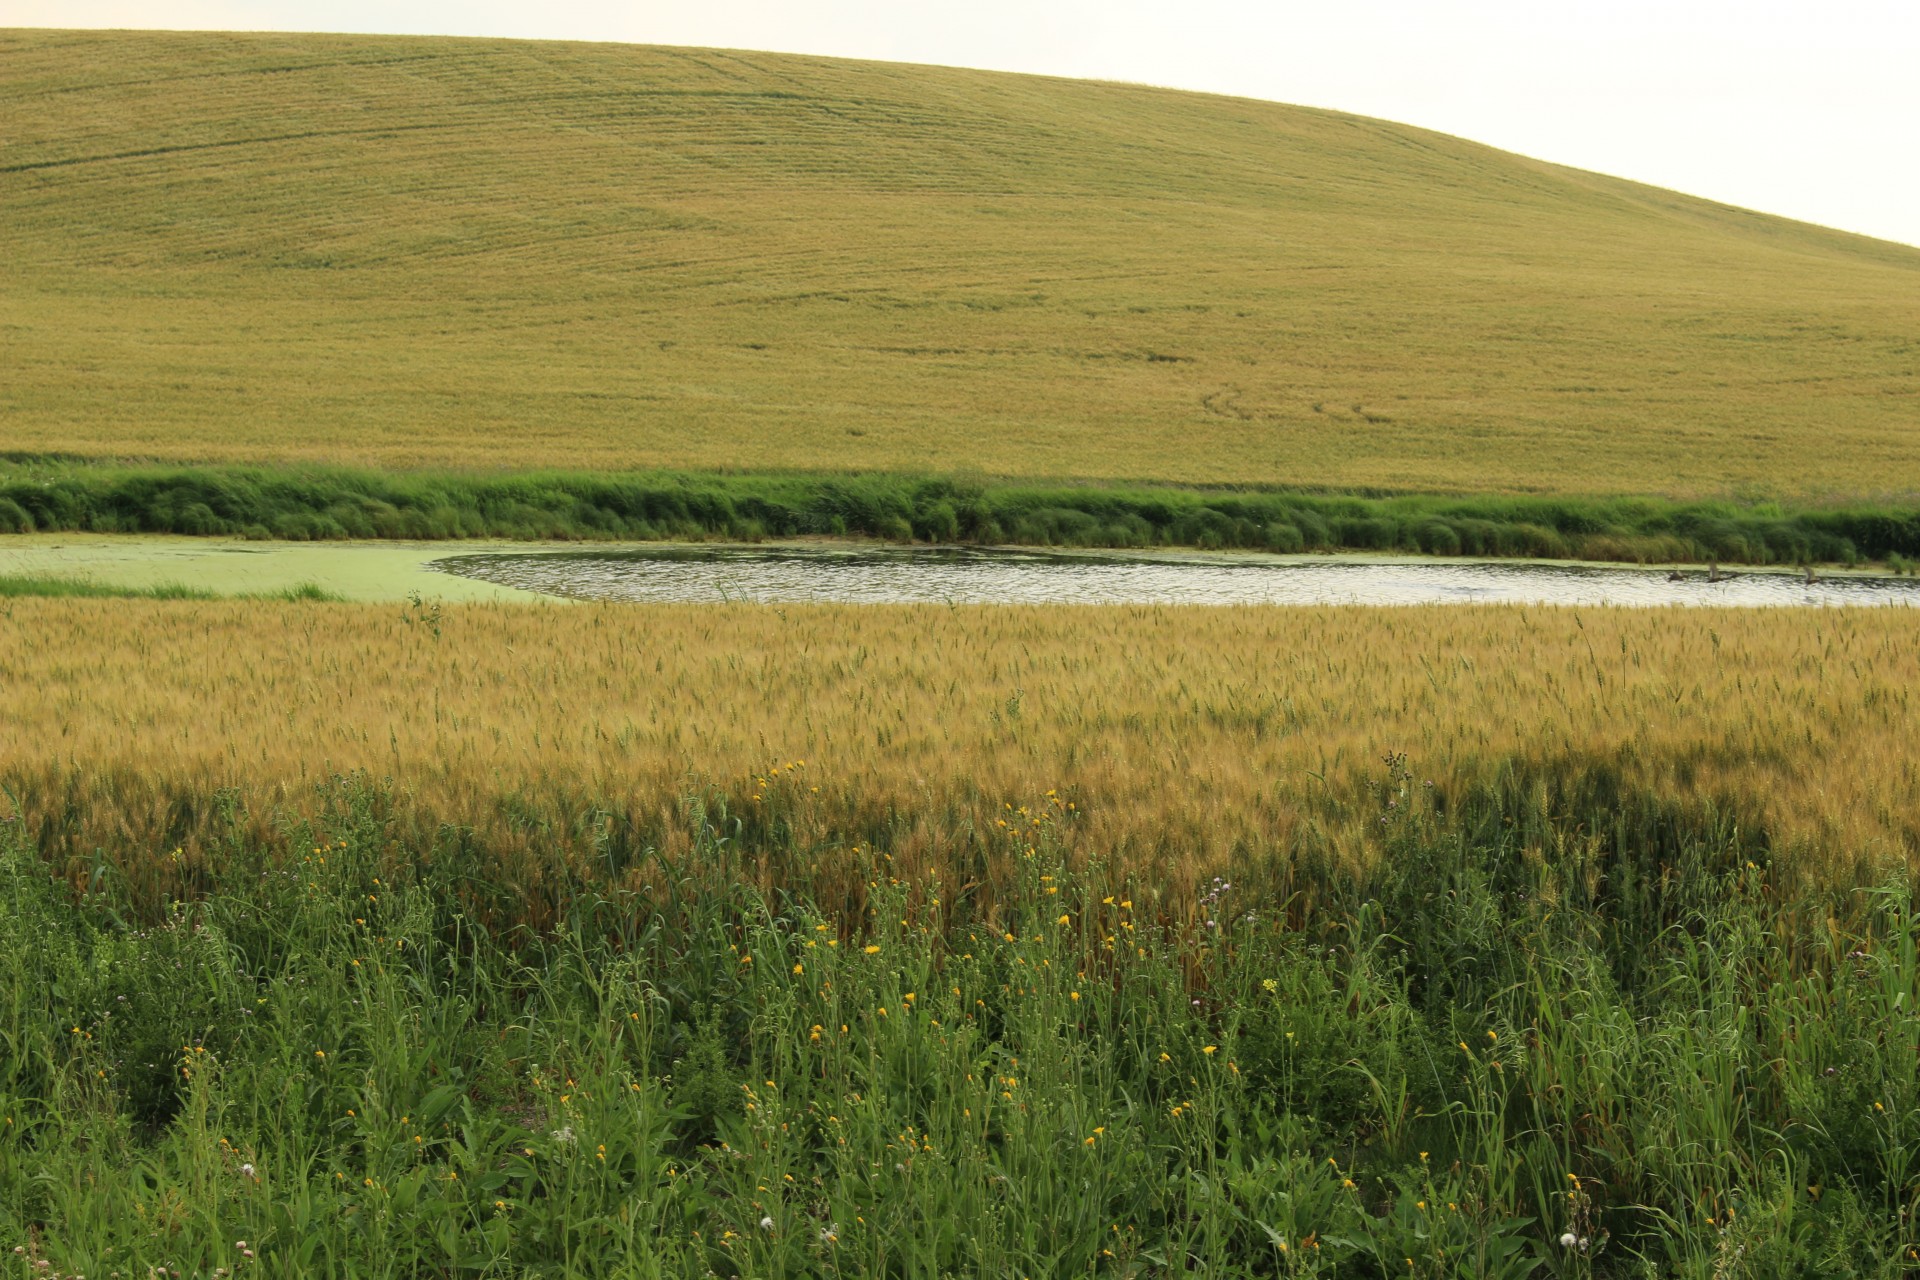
[432,546,1920,607]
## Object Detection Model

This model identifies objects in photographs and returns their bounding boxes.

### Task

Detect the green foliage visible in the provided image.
[0,574,217,599]
[0,574,344,601]
[273,581,343,602]
[668,1006,740,1148]
[6,462,1920,565]
[2,778,1918,1276]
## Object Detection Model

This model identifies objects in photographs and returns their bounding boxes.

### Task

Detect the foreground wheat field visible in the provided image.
[5,597,1920,1276]
[4,598,1915,899]
[5,29,1920,496]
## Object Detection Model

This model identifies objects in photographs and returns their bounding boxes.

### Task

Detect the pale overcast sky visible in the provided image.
[7,0,1917,248]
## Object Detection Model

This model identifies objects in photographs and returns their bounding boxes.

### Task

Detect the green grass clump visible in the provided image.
[6,461,1920,565]
[4,30,1919,498]
[0,574,214,599]
[266,581,346,602]
[0,574,342,601]
[3,776,1916,1276]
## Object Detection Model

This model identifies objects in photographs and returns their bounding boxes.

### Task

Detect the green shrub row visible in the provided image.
[5,462,1920,564]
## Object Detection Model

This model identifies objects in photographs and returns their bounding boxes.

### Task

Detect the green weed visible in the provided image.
[2,776,1917,1275]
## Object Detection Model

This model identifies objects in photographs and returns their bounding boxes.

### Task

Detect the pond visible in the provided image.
[430,546,1920,607]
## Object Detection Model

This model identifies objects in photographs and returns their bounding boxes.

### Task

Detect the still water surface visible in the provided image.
[432,546,1920,607]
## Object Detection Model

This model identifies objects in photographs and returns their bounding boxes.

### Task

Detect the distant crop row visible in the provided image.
[3,598,1915,919]
[6,463,1920,565]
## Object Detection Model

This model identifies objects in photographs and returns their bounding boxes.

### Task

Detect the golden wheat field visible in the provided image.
[6,29,1920,496]
[2,599,1915,899]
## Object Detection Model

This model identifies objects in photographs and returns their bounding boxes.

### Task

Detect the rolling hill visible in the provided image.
[3,27,1918,498]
